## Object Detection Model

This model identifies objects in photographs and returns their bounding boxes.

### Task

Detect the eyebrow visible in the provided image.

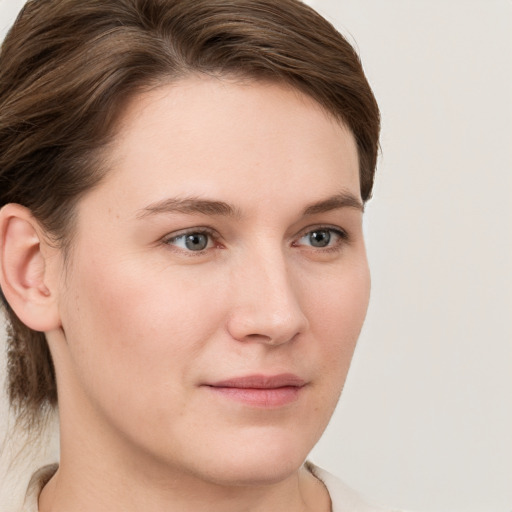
[302,192,364,215]
[138,191,363,220]
[137,197,240,219]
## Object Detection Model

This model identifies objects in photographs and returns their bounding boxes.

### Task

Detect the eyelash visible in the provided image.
[293,226,349,252]
[162,227,219,255]
[162,225,349,255]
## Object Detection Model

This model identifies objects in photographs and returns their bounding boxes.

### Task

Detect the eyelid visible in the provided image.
[161,227,220,252]
[292,225,349,249]
[160,224,349,254]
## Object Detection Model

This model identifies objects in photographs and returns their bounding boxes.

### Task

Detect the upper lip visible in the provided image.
[207,373,306,389]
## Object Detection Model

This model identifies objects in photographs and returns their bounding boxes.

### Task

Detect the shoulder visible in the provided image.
[306,462,400,512]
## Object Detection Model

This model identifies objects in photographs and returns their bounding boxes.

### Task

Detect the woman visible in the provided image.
[0,0,386,510]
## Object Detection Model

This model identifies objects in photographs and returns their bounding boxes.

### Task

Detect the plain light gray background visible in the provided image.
[1,1,511,511]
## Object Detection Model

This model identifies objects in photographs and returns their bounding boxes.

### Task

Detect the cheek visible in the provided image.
[306,259,371,376]
[60,253,226,411]
[325,267,370,343]
[288,259,370,443]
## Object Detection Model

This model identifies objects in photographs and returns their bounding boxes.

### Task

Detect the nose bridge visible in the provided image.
[227,242,308,344]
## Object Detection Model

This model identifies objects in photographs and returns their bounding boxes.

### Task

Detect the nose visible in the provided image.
[226,248,309,346]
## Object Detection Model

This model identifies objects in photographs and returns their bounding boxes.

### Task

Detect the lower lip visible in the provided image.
[207,386,302,408]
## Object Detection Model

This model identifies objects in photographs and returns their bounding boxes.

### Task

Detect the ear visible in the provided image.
[0,203,61,332]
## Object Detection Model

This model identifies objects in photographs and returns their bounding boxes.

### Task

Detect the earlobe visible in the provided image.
[0,203,61,332]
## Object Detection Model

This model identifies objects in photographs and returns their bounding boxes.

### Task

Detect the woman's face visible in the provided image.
[51,77,370,485]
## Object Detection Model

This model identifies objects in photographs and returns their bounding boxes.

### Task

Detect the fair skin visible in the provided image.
[0,77,370,512]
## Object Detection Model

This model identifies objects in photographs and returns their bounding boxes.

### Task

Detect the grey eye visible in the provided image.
[307,229,331,247]
[183,233,209,251]
[296,227,347,250]
[167,231,212,251]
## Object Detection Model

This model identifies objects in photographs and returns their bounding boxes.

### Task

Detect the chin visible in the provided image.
[203,458,304,488]
[185,431,314,487]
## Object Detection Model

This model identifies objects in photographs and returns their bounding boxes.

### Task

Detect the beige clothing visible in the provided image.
[23,462,393,512]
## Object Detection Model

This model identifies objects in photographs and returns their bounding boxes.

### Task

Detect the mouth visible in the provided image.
[204,374,306,408]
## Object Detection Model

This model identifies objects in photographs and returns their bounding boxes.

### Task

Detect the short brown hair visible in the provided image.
[0,0,380,425]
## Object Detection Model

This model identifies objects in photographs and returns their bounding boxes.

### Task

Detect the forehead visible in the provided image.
[90,76,360,217]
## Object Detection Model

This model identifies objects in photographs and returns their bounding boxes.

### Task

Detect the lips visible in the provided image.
[205,374,306,408]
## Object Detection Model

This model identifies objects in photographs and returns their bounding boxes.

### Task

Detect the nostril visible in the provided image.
[226,307,307,346]
[245,332,294,346]
[245,333,273,344]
